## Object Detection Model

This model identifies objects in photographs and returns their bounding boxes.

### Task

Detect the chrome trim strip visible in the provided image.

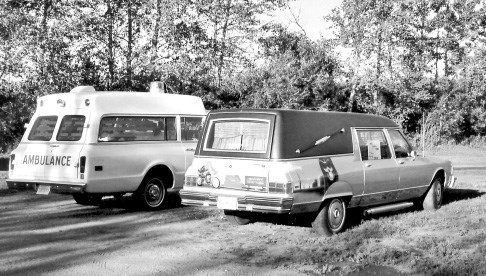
[353,185,429,197]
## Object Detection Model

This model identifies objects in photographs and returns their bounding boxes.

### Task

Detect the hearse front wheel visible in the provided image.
[139,176,166,210]
[224,210,252,225]
[422,177,443,210]
[312,198,347,236]
[73,194,102,206]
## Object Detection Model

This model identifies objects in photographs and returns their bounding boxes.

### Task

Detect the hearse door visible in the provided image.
[356,129,400,206]
[45,112,90,182]
[180,116,205,169]
[387,129,431,201]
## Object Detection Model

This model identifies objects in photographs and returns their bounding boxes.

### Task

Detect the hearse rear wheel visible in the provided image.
[139,176,166,210]
[73,194,103,206]
[422,177,444,210]
[312,198,347,236]
[224,210,252,225]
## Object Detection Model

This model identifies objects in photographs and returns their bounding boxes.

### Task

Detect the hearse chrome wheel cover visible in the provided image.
[144,178,165,207]
[327,199,346,231]
[434,179,443,206]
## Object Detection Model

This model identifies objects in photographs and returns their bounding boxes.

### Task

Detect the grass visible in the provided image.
[269,169,486,275]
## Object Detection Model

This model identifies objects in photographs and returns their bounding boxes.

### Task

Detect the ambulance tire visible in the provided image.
[73,194,103,206]
[138,176,166,210]
[224,210,252,225]
[312,198,347,237]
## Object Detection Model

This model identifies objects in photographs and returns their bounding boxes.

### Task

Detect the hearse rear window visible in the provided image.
[28,116,58,141]
[205,120,270,152]
[57,115,85,141]
[98,116,176,142]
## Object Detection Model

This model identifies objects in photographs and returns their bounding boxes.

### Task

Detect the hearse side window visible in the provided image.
[387,129,413,158]
[357,130,392,160]
[205,120,269,152]
[56,115,86,141]
[181,117,203,141]
[28,116,58,141]
[98,116,177,142]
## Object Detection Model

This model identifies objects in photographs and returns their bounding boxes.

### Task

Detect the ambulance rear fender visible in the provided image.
[321,180,354,203]
[139,164,174,190]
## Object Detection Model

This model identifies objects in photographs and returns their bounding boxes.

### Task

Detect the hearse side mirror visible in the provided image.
[410,150,417,160]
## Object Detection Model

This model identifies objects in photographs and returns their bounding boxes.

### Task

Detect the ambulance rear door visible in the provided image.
[44,111,90,182]
[12,115,59,180]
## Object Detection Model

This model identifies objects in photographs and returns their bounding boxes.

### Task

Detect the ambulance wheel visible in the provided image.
[224,210,252,225]
[113,193,125,201]
[312,198,347,236]
[139,176,166,209]
[73,194,103,206]
[422,177,444,211]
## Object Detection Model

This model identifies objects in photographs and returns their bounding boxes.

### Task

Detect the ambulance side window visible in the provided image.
[98,116,177,142]
[181,117,203,141]
[28,116,58,141]
[57,115,86,141]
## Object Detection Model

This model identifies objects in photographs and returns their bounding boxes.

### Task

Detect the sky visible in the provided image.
[273,0,343,40]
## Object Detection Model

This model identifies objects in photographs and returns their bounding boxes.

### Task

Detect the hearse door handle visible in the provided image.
[186,148,195,152]
[364,163,372,168]
[398,160,405,164]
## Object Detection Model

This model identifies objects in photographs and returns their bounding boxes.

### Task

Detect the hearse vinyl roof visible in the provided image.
[200,109,398,159]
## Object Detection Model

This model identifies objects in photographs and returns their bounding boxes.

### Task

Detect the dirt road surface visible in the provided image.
[1,167,484,276]
[1,190,319,276]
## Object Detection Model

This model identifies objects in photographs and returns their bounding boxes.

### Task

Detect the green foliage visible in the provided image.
[1,0,485,153]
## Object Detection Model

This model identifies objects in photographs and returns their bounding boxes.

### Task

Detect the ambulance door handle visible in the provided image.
[50,145,60,148]
[186,148,195,152]
[364,163,372,168]
[398,160,405,164]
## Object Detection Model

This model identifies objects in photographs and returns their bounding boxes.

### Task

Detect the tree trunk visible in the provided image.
[127,0,133,89]
[106,0,115,90]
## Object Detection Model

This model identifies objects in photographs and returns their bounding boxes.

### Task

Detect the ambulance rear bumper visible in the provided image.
[7,180,86,194]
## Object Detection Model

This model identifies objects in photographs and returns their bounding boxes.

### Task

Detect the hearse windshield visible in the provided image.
[204,120,270,152]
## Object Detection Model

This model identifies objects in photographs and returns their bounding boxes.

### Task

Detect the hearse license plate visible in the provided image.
[36,185,51,195]
[217,196,238,210]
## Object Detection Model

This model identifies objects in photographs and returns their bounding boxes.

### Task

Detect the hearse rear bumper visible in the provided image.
[180,188,294,214]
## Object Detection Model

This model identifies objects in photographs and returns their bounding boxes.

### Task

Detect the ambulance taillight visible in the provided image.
[79,156,86,177]
[10,154,15,170]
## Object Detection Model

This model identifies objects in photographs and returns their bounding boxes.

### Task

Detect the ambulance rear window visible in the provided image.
[57,115,86,141]
[28,116,58,141]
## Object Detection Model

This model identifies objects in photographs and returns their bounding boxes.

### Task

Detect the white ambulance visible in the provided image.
[7,83,206,209]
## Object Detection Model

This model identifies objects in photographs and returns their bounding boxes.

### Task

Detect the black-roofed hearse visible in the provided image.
[179,109,456,236]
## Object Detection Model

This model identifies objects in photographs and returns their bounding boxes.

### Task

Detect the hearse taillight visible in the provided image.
[268,182,292,194]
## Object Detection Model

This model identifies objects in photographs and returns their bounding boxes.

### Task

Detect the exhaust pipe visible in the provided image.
[364,202,414,215]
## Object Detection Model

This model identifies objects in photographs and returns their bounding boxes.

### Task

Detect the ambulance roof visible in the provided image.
[35,87,206,116]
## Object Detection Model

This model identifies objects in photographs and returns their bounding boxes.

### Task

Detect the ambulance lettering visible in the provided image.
[22,155,72,166]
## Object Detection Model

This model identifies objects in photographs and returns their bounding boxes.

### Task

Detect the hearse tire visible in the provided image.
[73,194,103,206]
[422,177,444,211]
[224,210,252,225]
[312,198,347,236]
[138,176,166,210]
